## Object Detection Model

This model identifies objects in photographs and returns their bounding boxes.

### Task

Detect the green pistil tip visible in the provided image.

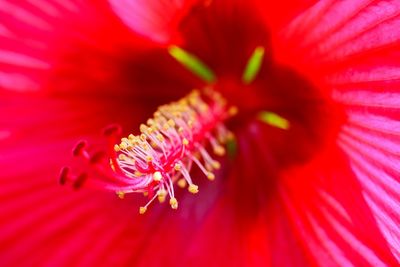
[227,138,238,159]
[169,45,216,83]
[242,46,265,84]
[258,111,290,130]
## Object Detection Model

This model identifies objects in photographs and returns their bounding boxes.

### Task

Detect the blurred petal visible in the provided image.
[257,0,318,32]
[0,0,199,98]
[0,0,134,92]
[108,0,204,44]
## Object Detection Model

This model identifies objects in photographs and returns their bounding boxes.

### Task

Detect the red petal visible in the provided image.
[108,0,204,44]
[277,148,399,265]
[257,0,318,32]
[274,0,400,78]
[0,1,198,98]
[262,3,400,262]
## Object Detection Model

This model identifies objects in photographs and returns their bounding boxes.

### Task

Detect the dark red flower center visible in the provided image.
[175,1,345,173]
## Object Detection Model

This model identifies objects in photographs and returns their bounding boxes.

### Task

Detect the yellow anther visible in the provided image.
[121,137,129,143]
[188,184,199,194]
[182,138,189,146]
[146,155,153,162]
[143,191,148,197]
[139,206,147,214]
[192,89,200,96]
[147,118,155,125]
[140,124,148,133]
[177,178,187,188]
[214,145,226,156]
[151,125,158,132]
[199,103,208,113]
[207,172,215,181]
[156,134,164,142]
[169,197,178,209]
[131,137,139,145]
[116,191,125,199]
[140,134,147,142]
[134,171,142,177]
[173,112,183,118]
[119,142,128,150]
[188,96,197,105]
[141,143,149,151]
[178,127,184,133]
[167,119,175,127]
[174,163,181,171]
[154,111,161,117]
[158,189,167,196]
[212,160,221,170]
[157,189,167,203]
[128,134,135,140]
[153,171,162,182]
[163,123,170,131]
[158,195,166,203]
[178,98,188,105]
[192,89,200,95]
[113,144,120,152]
[118,154,126,160]
[188,120,194,128]
[226,131,235,141]
[150,141,158,148]
[229,106,238,116]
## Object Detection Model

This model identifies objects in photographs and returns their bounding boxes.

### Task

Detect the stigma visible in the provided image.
[61,89,236,214]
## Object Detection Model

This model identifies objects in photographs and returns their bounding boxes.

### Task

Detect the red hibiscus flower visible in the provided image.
[1,0,400,266]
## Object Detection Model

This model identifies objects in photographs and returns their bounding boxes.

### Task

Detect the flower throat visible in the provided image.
[61,89,237,214]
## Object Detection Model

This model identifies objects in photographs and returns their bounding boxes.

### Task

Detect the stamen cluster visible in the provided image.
[61,89,236,214]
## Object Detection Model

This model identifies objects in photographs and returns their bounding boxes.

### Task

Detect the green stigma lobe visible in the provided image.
[258,111,290,130]
[169,46,216,83]
[242,46,265,84]
[227,138,238,159]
